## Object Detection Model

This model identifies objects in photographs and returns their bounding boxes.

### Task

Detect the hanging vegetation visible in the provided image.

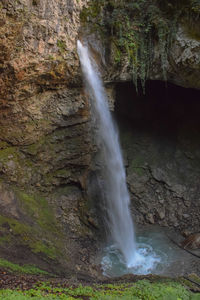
[80,0,200,92]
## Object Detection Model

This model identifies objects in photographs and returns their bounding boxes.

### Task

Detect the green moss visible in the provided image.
[0,215,60,260]
[129,157,146,176]
[0,258,49,275]
[0,279,198,299]
[0,141,9,150]
[29,240,57,260]
[57,40,66,53]
[0,147,18,163]
[0,189,65,261]
[80,1,103,22]
[15,190,64,259]
[81,0,200,93]
[53,169,71,178]
[16,191,57,231]
[0,215,58,259]
[0,215,31,237]
[48,54,55,60]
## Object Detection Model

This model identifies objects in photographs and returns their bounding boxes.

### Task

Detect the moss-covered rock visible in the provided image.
[0,174,97,275]
[0,0,97,279]
[80,0,200,90]
[0,258,50,275]
[0,184,68,273]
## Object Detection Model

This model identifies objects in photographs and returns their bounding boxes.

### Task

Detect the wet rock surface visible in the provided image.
[181,233,200,250]
[114,81,200,233]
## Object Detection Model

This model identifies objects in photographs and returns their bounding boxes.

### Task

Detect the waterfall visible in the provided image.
[77,40,137,267]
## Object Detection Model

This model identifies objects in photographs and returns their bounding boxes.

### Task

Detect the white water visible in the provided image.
[77,40,137,267]
[77,40,161,272]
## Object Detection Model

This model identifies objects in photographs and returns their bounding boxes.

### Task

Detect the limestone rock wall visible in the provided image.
[0,0,98,275]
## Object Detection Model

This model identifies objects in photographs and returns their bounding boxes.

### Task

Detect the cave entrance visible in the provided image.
[115,80,200,136]
[114,80,200,232]
[101,81,200,277]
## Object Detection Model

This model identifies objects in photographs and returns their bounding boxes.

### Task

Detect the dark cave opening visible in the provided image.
[115,80,200,134]
[114,80,200,232]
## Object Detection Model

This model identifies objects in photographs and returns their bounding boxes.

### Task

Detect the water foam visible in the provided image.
[101,242,165,277]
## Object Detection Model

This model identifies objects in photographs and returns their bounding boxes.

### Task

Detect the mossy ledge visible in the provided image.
[80,0,200,92]
[0,258,49,276]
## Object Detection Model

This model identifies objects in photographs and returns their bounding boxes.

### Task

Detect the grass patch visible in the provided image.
[0,280,199,299]
[0,258,49,275]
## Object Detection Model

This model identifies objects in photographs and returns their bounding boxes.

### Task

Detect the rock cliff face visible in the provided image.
[81,0,200,233]
[107,25,200,89]
[115,81,200,232]
[0,0,98,275]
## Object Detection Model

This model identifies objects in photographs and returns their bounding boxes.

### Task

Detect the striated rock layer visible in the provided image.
[0,0,99,276]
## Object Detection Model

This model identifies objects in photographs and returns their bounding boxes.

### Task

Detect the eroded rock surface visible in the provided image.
[0,0,98,275]
[107,25,200,89]
[115,81,200,233]
[81,0,200,235]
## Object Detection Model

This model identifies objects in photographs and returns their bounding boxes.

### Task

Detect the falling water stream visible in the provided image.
[77,40,165,276]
